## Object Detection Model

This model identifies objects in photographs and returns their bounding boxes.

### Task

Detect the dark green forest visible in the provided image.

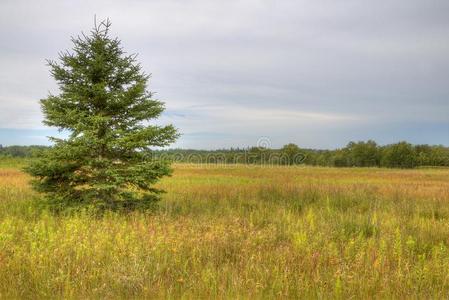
[2,140,448,168]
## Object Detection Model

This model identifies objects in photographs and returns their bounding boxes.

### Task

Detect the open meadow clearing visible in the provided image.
[1,160,449,298]
[2,1,449,298]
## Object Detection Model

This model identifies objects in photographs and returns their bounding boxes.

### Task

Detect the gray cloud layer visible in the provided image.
[1,0,448,148]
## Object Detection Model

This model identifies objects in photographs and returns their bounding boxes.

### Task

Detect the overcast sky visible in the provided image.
[0,0,448,149]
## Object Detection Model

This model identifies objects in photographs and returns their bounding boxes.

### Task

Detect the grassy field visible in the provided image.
[1,160,449,298]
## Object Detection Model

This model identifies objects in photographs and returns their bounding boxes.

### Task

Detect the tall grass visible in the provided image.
[1,162,449,298]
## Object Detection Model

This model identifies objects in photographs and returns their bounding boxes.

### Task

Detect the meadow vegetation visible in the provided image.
[1,159,449,298]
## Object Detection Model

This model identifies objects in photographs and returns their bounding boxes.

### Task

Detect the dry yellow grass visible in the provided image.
[1,161,449,298]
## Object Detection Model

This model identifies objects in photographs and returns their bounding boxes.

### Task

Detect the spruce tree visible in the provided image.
[25,20,179,211]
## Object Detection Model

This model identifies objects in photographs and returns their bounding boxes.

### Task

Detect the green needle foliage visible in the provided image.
[25,19,179,212]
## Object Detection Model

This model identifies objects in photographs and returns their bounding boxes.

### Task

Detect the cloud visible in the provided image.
[0,0,448,148]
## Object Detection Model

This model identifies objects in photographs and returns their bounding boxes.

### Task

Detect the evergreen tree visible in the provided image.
[25,20,179,211]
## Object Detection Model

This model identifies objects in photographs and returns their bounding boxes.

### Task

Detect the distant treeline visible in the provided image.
[0,145,48,158]
[153,141,449,168]
[1,141,449,168]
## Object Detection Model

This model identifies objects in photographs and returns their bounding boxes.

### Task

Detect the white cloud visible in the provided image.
[0,0,448,147]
